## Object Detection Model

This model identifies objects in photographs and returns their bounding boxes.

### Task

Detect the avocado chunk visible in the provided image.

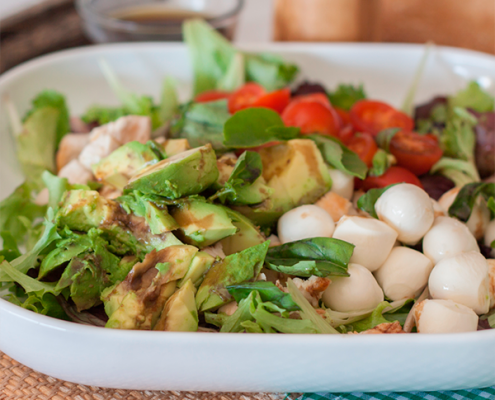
[125,144,219,198]
[171,200,237,248]
[234,139,332,226]
[162,139,191,157]
[154,279,198,331]
[103,245,198,329]
[57,190,117,231]
[196,241,269,312]
[92,141,158,190]
[219,207,265,255]
[178,251,215,288]
[214,154,273,205]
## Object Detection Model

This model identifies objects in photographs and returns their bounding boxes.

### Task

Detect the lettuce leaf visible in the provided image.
[0,259,59,296]
[430,157,480,187]
[350,301,397,332]
[450,81,495,113]
[7,291,69,321]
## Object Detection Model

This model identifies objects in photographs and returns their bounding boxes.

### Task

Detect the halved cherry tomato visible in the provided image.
[389,131,443,176]
[252,88,291,114]
[228,83,266,113]
[335,107,354,144]
[291,93,332,109]
[350,100,414,136]
[347,133,378,167]
[335,107,351,125]
[195,90,231,103]
[282,100,342,137]
[362,166,423,190]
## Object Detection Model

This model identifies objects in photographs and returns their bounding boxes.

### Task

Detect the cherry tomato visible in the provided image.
[291,93,332,109]
[350,100,414,136]
[195,90,231,103]
[335,107,354,144]
[347,133,378,167]
[252,88,291,114]
[228,83,266,113]
[362,166,423,190]
[282,101,342,137]
[335,107,351,125]
[389,131,443,176]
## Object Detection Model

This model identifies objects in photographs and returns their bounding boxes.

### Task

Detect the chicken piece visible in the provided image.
[202,242,226,259]
[487,259,495,309]
[34,188,49,206]
[267,234,281,247]
[277,276,331,307]
[352,321,405,334]
[99,185,123,200]
[315,191,357,223]
[78,134,120,170]
[56,133,90,171]
[218,301,238,316]
[58,159,94,185]
[89,115,151,145]
[70,116,91,133]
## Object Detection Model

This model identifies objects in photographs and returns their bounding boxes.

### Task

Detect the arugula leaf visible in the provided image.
[265,238,353,278]
[450,81,495,113]
[227,281,300,312]
[351,301,397,332]
[183,19,298,95]
[223,108,299,148]
[23,90,70,147]
[0,181,46,242]
[171,100,230,150]
[448,182,495,222]
[309,135,367,179]
[328,84,366,111]
[430,157,480,187]
[369,149,392,177]
[356,184,397,219]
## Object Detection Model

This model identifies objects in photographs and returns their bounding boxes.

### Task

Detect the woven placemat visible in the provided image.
[0,352,299,400]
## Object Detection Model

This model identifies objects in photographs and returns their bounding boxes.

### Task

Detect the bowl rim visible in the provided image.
[1,41,495,342]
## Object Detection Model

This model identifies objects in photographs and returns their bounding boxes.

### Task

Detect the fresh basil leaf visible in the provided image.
[223,108,299,148]
[369,149,390,177]
[448,182,495,222]
[328,84,366,111]
[376,128,401,152]
[356,184,397,219]
[309,135,367,179]
[449,81,495,113]
[227,281,300,311]
[265,237,353,278]
[171,100,230,150]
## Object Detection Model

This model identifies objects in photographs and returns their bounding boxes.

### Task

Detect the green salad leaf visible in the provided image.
[356,184,397,219]
[375,128,400,152]
[448,182,495,222]
[441,106,477,162]
[328,84,366,111]
[265,238,353,278]
[309,135,367,179]
[159,77,180,123]
[0,232,21,262]
[430,157,480,187]
[217,53,245,92]
[350,301,398,332]
[7,291,69,321]
[0,259,60,296]
[223,107,299,148]
[369,149,392,177]
[449,81,495,113]
[227,281,300,312]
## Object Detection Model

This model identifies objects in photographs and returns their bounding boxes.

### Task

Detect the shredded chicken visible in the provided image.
[277,276,331,307]
[58,159,94,185]
[56,133,90,170]
[218,301,238,316]
[267,234,281,247]
[202,242,226,259]
[316,191,357,223]
[351,321,405,334]
[89,115,151,145]
[487,259,495,309]
[99,185,123,200]
[79,134,120,170]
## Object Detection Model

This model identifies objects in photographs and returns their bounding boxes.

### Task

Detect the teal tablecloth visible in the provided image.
[294,387,495,400]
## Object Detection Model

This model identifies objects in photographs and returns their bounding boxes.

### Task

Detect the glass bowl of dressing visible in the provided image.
[76,0,244,42]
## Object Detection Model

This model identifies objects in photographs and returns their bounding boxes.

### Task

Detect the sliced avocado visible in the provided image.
[56,190,117,231]
[215,154,273,205]
[162,139,191,157]
[196,241,269,312]
[219,207,265,255]
[154,279,198,331]
[104,245,198,329]
[178,251,215,288]
[92,141,158,190]
[125,144,219,199]
[171,200,237,248]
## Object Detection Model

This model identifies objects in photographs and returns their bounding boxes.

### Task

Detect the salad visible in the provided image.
[1,20,494,335]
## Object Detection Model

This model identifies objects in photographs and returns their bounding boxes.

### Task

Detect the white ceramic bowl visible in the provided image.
[0,43,494,393]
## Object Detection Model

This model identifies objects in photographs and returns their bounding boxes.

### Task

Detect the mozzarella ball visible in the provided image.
[423,216,479,265]
[428,251,490,314]
[278,205,335,244]
[322,263,384,312]
[374,247,433,301]
[438,187,490,240]
[487,259,495,308]
[375,184,434,245]
[328,168,354,200]
[332,216,398,272]
[414,299,478,334]
[484,219,495,258]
